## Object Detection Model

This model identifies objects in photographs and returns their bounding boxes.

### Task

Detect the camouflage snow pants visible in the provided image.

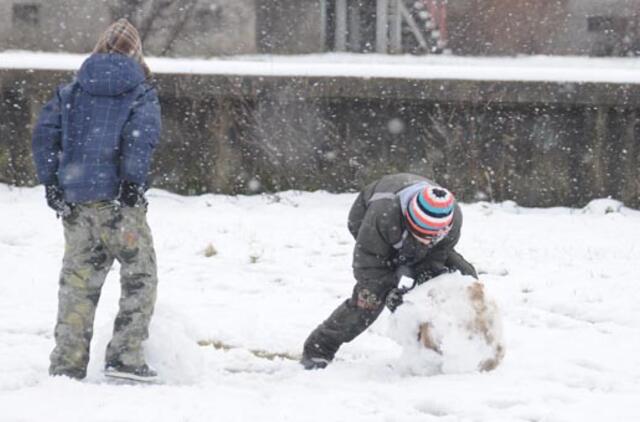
[49,202,158,379]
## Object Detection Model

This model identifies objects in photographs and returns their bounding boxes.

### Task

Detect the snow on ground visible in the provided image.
[1,185,640,422]
[3,51,640,83]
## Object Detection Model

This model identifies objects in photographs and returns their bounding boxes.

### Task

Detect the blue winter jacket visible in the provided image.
[32,53,161,204]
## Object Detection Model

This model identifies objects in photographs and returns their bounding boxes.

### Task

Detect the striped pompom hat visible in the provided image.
[405,185,455,240]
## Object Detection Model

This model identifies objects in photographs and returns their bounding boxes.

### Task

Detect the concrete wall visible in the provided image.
[1,68,639,207]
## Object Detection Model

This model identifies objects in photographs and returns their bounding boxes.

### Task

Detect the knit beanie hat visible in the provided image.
[93,18,151,78]
[406,186,455,240]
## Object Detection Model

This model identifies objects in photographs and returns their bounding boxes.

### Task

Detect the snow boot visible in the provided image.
[49,367,86,380]
[300,356,331,370]
[104,360,158,383]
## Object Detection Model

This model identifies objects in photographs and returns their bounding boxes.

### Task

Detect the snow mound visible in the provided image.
[87,304,204,385]
[474,200,520,216]
[388,273,505,375]
[144,305,205,385]
[581,198,624,215]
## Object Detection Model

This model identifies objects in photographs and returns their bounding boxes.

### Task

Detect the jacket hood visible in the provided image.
[78,53,145,96]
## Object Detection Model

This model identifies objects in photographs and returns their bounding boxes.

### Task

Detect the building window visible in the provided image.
[12,4,40,25]
[587,16,627,32]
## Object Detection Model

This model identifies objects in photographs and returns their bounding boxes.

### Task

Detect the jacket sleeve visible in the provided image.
[415,236,457,280]
[120,86,161,185]
[352,201,401,289]
[31,89,62,185]
[445,249,478,278]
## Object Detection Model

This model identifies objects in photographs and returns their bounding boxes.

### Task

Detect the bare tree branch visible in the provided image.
[138,0,175,43]
[107,0,203,57]
[160,0,199,56]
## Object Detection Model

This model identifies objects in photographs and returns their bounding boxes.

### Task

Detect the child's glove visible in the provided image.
[415,268,449,286]
[118,181,147,207]
[385,288,405,313]
[45,184,73,218]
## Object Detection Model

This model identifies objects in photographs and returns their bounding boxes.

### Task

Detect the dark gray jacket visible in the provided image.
[348,173,476,289]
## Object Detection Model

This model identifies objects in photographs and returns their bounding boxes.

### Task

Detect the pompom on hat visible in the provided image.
[405,186,455,240]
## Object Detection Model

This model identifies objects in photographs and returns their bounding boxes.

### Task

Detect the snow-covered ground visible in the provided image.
[3,51,640,83]
[1,185,639,422]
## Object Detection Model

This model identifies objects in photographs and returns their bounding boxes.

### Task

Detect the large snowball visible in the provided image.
[387,273,505,375]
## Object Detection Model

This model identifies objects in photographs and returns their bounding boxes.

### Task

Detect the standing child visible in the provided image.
[301,173,477,369]
[32,19,161,382]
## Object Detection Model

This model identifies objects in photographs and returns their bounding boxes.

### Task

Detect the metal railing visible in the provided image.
[332,0,447,54]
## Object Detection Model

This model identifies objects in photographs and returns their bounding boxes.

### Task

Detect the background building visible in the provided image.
[0,0,256,56]
[1,0,639,57]
[447,0,640,56]
[0,0,110,53]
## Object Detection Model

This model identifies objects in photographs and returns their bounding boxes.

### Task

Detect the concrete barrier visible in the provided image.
[1,66,639,207]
